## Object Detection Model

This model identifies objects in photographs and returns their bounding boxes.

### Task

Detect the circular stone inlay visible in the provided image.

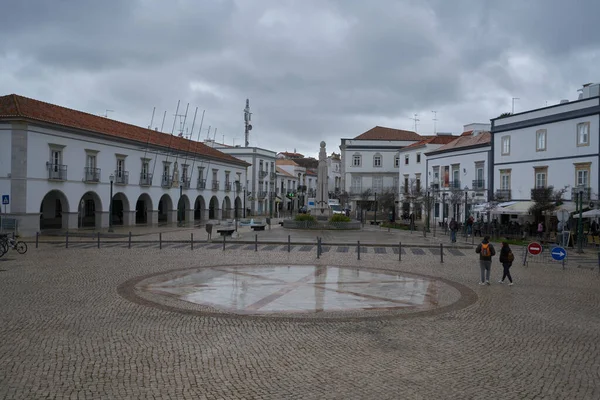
[126,265,472,319]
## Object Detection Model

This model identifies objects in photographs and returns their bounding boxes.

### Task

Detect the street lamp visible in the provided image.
[464,186,469,237]
[108,174,114,233]
[578,189,584,253]
[374,192,378,224]
[426,190,431,232]
[177,183,183,227]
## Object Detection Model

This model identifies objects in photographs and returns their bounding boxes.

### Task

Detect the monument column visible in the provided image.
[315,141,331,220]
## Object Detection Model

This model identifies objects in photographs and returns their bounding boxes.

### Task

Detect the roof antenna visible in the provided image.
[244,99,252,147]
[431,111,438,134]
[411,113,419,132]
[101,109,114,118]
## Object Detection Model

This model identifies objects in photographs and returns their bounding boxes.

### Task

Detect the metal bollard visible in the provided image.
[36,232,39,249]
[357,240,361,260]
[317,237,320,259]
[191,233,194,250]
[440,243,444,263]
[97,231,100,249]
[66,231,69,249]
[255,234,258,252]
[223,234,226,251]
[399,242,402,262]
[128,232,132,249]
[159,232,162,250]
[288,235,291,253]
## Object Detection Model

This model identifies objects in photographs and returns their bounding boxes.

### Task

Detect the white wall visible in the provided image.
[494,97,599,126]
[0,123,12,213]
[428,146,491,194]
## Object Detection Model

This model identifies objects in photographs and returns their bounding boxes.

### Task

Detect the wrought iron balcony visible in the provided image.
[571,186,591,202]
[161,174,172,188]
[197,179,206,190]
[224,182,232,192]
[84,167,101,183]
[257,191,267,199]
[259,170,268,179]
[212,181,219,191]
[270,172,277,181]
[448,180,461,189]
[47,163,67,181]
[115,171,129,185]
[472,180,485,190]
[139,173,153,186]
[234,182,241,192]
[495,189,511,201]
[181,178,191,189]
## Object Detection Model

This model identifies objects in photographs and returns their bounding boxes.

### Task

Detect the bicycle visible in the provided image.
[0,234,27,255]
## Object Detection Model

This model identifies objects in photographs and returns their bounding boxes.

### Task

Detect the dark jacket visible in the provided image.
[475,240,496,261]
[498,244,513,265]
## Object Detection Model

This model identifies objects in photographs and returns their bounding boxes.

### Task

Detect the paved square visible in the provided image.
[1,242,599,399]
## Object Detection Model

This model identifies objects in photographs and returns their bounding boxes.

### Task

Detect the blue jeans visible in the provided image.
[450,230,456,242]
[480,260,492,282]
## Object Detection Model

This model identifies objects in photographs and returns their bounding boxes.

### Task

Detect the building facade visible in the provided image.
[327,152,342,197]
[491,84,600,219]
[425,125,491,225]
[0,94,249,236]
[340,126,422,212]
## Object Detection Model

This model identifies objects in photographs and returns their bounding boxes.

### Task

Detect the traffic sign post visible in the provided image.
[551,246,567,270]
[1,195,8,205]
[527,242,543,256]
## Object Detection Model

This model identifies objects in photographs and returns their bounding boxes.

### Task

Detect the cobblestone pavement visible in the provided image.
[1,238,599,399]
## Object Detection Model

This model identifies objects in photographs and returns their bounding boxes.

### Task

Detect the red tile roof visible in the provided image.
[354,126,421,141]
[402,135,458,150]
[428,131,491,153]
[278,151,304,158]
[0,94,250,167]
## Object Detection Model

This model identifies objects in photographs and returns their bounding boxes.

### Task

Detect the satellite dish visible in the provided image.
[248,125,252,130]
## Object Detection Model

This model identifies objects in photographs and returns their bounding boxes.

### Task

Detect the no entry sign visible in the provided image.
[527,242,543,255]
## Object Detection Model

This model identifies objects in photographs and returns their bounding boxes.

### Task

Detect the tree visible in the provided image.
[448,188,464,220]
[378,187,397,217]
[529,185,568,222]
[497,112,512,119]
[400,178,424,219]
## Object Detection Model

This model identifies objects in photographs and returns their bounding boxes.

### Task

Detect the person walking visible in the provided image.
[475,235,496,285]
[449,217,457,243]
[498,241,514,285]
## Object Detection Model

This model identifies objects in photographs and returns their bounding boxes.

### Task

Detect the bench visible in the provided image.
[216,228,235,237]
[250,224,266,231]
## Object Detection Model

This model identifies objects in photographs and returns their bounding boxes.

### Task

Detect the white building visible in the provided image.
[0,94,249,236]
[275,167,299,212]
[276,159,305,210]
[206,141,277,216]
[327,152,342,197]
[340,126,422,212]
[397,134,457,219]
[425,124,492,225]
[491,84,600,221]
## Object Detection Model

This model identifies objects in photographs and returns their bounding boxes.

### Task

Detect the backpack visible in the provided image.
[480,243,491,257]
[507,250,515,263]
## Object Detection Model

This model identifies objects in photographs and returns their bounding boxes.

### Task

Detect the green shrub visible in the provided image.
[330,214,351,222]
[295,214,316,222]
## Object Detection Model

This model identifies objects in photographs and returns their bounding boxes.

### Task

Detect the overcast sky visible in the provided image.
[2,0,599,157]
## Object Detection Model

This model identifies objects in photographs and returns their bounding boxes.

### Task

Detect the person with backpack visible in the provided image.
[449,217,457,243]
[498,241,515,285]
[475,235,496,285]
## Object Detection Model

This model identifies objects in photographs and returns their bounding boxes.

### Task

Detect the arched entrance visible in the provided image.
[39,190,70,230]
[208,196,219,219]
[234,197,242,219]
[177,194,190,223]
[135,193,153,224]
[222,196,232,219]
[158,194,173,224]
[78,191,103,228]
[194,196,205,221]
[111,192,130,226]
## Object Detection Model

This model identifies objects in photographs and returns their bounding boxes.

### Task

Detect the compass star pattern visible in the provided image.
[141,265,440,314]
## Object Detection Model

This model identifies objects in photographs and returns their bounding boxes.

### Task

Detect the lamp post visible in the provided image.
[234,181,239,232]
[374,192,378,224]
[442,192,448,231]
[578,190,584,253]
[108,174,114,233]
[178,183,183,227]
[243,189,246,218]
[464,186,469,237]
[426,190,430,232]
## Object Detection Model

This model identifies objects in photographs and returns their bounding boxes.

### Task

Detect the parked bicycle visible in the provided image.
[0,234,27,256]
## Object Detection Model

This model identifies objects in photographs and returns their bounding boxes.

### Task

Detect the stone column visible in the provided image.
[147,210,158,226]
[99,211,109,229]
[65,212,79,231]
[168,210,177,224]
[185,209,194,224]
[125,210,135,227]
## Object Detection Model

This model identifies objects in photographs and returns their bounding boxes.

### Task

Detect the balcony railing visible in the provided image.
[197,179,206,190]
[448,180,461,190]
[161,174,172,188]
[270,172,277,181]
[47,163,67,181]
[139,173,153,186]
[259,170,268,179]
[298,185,307,192]
[224,182,232,192]
[571,186,591,201]
[181,178,191,189]
[115,171,129,185]
[430,182,440,190]
[84,167,101,183]
[234,182,241,192]
[307,189,316,197]
[472,179,485,190]
[495,189,511,201]
[257,191,267,199]
[212,181,219,191]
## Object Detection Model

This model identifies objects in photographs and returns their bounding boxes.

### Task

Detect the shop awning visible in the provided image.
[490,201,535,215]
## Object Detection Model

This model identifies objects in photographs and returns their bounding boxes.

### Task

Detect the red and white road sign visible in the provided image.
[527,242,543,255]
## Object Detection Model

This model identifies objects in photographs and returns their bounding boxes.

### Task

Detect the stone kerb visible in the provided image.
[282,220,361,230]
